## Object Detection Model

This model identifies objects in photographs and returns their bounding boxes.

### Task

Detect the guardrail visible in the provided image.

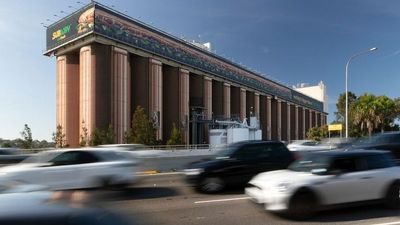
[143,144,210,150]
[18,144,212,154]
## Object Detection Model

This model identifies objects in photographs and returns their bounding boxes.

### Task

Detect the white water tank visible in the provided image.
[227,128,249,144]
[209,129,227,146]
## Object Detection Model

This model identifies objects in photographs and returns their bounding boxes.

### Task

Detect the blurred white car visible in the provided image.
[246,150,400,218]
[287,140,328,151]
[0,149,140,190]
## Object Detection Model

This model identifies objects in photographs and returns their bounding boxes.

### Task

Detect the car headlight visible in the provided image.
[184,168,204,176]
[276,182,291,192]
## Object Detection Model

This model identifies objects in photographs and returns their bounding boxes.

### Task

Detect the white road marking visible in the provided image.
[194,197,250,204]
[371,221,400,225]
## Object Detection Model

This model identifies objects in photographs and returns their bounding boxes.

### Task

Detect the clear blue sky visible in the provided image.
[1,0,400,141]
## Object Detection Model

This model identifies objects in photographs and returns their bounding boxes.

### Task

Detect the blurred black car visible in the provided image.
[349,132,400,161]
[183,140,295,193]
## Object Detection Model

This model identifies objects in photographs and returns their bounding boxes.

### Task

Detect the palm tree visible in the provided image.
[353,94,378,137]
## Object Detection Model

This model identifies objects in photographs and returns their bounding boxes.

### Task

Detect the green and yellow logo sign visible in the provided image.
[52,24,71,41]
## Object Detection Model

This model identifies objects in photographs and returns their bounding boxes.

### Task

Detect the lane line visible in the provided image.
[136,172,183,176]
[194,197,250,204]
[371,221,400,225]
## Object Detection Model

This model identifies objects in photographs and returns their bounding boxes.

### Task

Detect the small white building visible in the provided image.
[293,81,328,113]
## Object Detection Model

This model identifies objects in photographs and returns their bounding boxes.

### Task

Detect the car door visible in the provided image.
[384,134,400,161]
[357,154,395,200]
[223,144,263,185]
[43,151,84,189]
[317,156,371,205]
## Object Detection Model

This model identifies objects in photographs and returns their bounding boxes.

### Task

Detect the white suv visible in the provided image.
[246,150,400,218]
[0,148,140,190]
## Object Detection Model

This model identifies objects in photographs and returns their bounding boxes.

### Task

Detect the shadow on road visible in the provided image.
[92,187,179,201]
[270,204,400,223]
[309,204,400,223]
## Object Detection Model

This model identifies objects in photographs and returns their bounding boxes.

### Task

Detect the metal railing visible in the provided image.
[18,144,212,154]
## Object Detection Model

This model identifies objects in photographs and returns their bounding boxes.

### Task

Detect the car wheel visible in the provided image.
[287,190,317,220]
[385,181,400,209]
[96,177,112,190]
[199,177,225,193]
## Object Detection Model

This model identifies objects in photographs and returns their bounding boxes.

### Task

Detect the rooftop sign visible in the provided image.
[46,5,94,51]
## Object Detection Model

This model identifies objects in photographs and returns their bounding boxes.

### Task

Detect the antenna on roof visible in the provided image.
[40,22,48,28]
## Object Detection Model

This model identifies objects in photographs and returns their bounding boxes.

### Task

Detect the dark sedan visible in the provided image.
[183,140,295,193]
[349,132,400,161]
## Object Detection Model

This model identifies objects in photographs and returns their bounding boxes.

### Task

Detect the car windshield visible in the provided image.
[214,144,240,159]
[288,153,332,173]
[20,151,61,164]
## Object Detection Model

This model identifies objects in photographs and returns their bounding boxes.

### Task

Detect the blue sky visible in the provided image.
[1,0,400,141]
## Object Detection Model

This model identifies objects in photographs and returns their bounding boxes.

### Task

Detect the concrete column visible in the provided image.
[111,47,130,144]
[287,102,291,142]
[223,83,231,118]
[254,93,260,118]
[80,46,96,142]
[203,76,212,119]
[302,108,306,139]
[315,111,319,127]
[295,105,299,140]
[56,55,79,147]
[321,113,325,126]
[149,59,163,140]
[266,96,272,140]
[240,88,247,120]
[277,99,282,141]
[309,109,313,130]
[179,68,190,145]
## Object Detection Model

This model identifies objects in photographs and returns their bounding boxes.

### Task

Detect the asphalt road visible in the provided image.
[90,173,400,225]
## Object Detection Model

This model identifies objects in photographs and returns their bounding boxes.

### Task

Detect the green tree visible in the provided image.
[375,96,397,133]
[131,106,156,145]
[306,125,328,141]
[103,124,115,144]
[20,124,33,149]
[52,124,67,148]
[90,128,103,146]
[353,93,378,136]
[1,141,12,148]
[335,92,357,122]
[123,128,134,144]
[166,123,182,145]
[80,120,89,147]
[335,92,359,136]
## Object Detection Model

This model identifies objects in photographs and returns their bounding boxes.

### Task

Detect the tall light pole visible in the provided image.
[345,47,378,138]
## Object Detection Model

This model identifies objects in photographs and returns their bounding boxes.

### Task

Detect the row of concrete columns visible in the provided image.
[202,77,326,142]
[56,44,326,147]
[56,44,193,147]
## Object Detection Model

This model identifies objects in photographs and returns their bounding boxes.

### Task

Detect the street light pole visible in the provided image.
[345,47,378,138]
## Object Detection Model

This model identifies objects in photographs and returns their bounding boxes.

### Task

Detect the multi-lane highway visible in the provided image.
[91,173,400,225]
